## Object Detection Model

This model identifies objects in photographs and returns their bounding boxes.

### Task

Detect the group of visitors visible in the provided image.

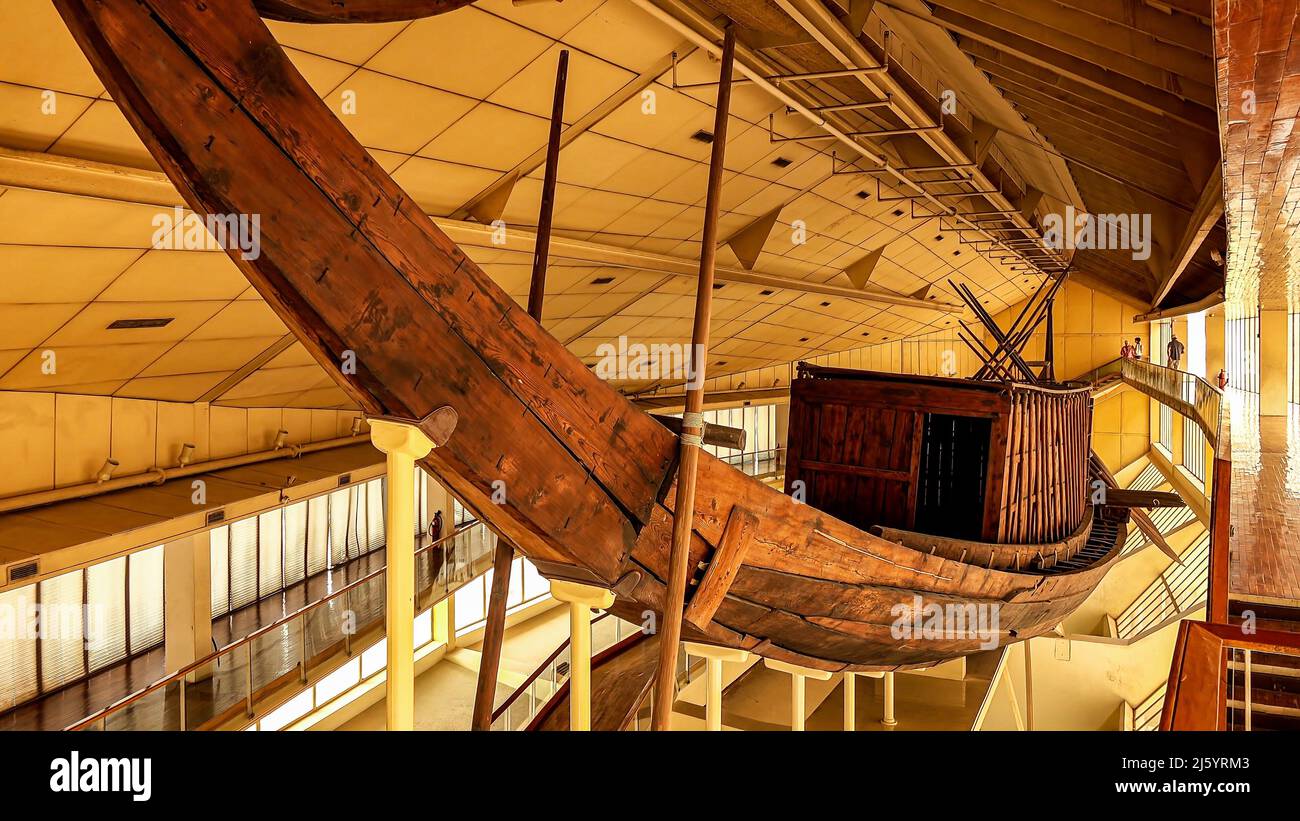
[1118,333,1230,389]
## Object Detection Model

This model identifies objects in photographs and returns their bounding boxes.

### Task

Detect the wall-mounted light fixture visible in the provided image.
[177,442,196,468]
[350,417,363,436]
[274,429,289,450]
[96,458,120,484]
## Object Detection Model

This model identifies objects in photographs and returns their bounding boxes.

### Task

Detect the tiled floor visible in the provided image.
[1227,392,1300,605]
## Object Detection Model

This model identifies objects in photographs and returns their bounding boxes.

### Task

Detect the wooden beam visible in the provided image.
[1150,170,1223,309]
[972,56,1184,146]
[923,0,1215,104]
[1046,0,1212,53]
[945,0,1212,78]
[950,26,1218,132]
[652,25,735,732]
[472,50,568,732]
[653,415,747,450]
[253,0,474,23]
[683,506,759,631]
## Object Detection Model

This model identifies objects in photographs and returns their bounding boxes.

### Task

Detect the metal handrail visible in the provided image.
[66,518,486,731]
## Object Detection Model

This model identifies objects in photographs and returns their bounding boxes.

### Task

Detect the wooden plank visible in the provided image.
[253,0,475,23]
[1103,488,1187,509]
[684,506,759,631]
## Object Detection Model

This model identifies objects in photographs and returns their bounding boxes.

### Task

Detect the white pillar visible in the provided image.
[882,671,898,727]
[764,658,833,731]
[369,419,436,732]
[684,642,750,731]
[550,580,615,731]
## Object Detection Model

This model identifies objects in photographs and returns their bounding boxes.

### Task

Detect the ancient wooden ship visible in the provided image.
[54,0,1134,674]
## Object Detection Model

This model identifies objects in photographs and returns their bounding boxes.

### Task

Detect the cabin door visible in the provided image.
[914,413,992,540]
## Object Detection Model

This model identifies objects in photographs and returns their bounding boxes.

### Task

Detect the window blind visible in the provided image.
[0,586,38,709]
[129,546,165,653]
[38,570,85,692]
[210,525,230,619]
[366,478,385,553]
[257,510,283,598]
[229,517,258,611]
[283,501,307,585]
[328,488,350,566]
[85,557,127,672]
[306,496,329,576]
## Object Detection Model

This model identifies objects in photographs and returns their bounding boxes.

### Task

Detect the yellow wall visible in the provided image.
[990,280,1147,382]
[1091,386,1150,472]
[0,390,363,497]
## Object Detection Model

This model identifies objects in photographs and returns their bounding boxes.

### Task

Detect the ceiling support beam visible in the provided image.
[770,0,1065,271]
[0,146,961,313]
[883,3,1218,131]
[1150,170,1224,309]
[637,0,1066,275]
[927,0,1213,80]
[436,218,962,310]
[917,0,1215,106]
[1045,0,1212,52]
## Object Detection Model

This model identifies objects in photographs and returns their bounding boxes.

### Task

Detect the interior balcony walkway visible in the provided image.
[1227,392,1300,607]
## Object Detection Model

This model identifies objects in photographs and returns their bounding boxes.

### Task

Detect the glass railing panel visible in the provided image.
[103,680,178,731]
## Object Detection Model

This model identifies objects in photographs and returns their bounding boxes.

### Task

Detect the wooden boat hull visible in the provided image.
[55,0,1126,671]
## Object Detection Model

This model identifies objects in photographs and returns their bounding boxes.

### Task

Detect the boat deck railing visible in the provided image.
[67,519,497,731]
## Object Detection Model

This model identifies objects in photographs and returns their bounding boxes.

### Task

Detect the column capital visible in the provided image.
[764,657,833,681]
[550,579,615,609]
[684,642,750,663]
[368,418,436,459]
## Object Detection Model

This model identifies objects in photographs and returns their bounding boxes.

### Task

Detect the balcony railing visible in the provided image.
[68,519,497,731]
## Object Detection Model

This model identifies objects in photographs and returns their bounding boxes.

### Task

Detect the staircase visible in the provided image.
[1226,600,1300,730]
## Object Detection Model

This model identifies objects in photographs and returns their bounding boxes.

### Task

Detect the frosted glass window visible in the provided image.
[0,586,38,709]
[39,570,85,692]
[520,559,548,602]
[85,557,127,672]
[210,525,230,618]
[283,502,307,585]
[413,609,432,649]
[258,510,283,597]
[306,496,330,577]
[129,546,165,653]
[454,576,486,630]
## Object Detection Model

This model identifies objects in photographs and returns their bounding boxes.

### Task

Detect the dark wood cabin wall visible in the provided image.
[785,376,1011,536]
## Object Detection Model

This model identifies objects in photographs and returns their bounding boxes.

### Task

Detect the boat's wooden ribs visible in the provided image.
[683,506,758,632]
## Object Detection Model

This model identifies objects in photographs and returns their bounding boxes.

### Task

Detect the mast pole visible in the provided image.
[470,49,569,731]
[651,26,735,731]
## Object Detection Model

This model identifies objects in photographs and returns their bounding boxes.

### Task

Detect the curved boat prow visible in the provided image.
[54,0,1124,671]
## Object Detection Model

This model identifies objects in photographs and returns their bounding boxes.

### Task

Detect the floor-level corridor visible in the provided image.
[1228,395,1300,605]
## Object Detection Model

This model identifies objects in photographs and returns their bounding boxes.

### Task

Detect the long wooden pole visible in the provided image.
[470,49,569,731]
[651,26,735,731]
